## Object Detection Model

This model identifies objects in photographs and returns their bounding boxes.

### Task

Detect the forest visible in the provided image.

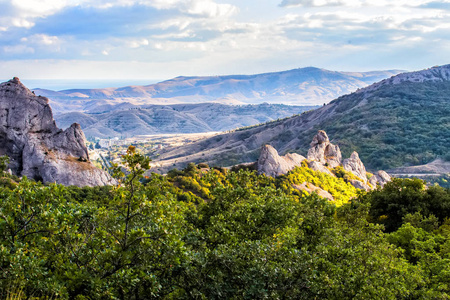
[1,147,450,299]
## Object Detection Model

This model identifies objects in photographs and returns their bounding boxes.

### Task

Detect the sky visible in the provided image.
[1,0,450,81]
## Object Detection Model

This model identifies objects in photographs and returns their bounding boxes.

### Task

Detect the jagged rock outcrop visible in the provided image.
[307,130,342,168]
[256,130,391,193]
[368,170,391,188]
[257,144,305,177]
[0,77,114,187]
[343,152,367,182]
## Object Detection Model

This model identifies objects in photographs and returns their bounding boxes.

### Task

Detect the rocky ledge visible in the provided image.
[0,77,113,187]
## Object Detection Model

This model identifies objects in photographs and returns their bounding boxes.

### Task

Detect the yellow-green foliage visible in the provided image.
[332,166,363,182]
[279,166,358,206]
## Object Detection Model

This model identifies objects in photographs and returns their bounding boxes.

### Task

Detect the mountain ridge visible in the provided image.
[33,67,402,112]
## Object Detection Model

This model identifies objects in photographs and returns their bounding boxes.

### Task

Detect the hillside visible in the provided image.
[54,103,318,139]
[34,67,401,113]
[153,65,450,171]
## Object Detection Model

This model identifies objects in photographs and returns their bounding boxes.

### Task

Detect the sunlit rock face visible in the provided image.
[0,77,113,187]
[257,144,306,177]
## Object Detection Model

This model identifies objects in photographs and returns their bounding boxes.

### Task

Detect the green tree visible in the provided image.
[361,178,450,232]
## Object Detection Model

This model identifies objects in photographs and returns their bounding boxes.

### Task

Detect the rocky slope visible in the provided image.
[152,64,450,172]
[34,67,401,113]
[0,78,113,187]
[54,103,317,139]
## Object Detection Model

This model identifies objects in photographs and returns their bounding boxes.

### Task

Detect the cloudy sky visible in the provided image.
[1,0,450,80]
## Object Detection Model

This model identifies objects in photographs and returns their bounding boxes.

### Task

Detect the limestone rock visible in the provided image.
[257,144,305,177]
[324,144,342,168]
[293,182,334,201]
[307,130,342,168]
[343,151,367,183]
[307,161,335,177]
[348,179,370,191]
[368,170,391,187]
[310,130,329,147]
[0,78,113,187]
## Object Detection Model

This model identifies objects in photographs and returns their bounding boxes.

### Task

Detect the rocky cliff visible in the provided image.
[0,78,113,187]
[256,130,391,191]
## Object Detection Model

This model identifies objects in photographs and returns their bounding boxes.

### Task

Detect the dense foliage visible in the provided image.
[0,149,450,299]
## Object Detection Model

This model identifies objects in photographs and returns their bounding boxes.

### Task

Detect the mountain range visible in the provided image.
[34,67,402,113]
[152,65,450,172]
[54,103,318,139]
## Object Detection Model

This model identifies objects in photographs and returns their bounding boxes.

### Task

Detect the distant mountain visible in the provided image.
[153,65,450,171]
[34,67,402,113]
[54,103,318,139]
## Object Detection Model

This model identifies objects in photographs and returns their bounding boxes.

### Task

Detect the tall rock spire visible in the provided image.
[0,78,113,187]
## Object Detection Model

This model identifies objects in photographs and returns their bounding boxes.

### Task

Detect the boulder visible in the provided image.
[343,151,367,182]
[293,182,334,201]
[368,170,391,187]
[0,78,113,187]
[348,179,370,191]
[257,144,305,177]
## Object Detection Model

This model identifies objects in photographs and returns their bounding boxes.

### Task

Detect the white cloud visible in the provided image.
[26,34,60,45]
[279,0,450,8]
[127,38,149,48]
[1,0,450,79]
[183,0,238,17]
[3,45,35,54]
[11,0,75,15]
[11,18,34,28]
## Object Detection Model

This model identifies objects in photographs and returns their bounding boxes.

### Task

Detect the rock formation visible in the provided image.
[343,152,367,182]
[0,78,113,187]
[307,130,342,168]
[257,130,391,192]
[368,170,391,188]
[257,144,305,177]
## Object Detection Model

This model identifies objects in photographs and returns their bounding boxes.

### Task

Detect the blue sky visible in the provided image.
[1,0,450,80]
